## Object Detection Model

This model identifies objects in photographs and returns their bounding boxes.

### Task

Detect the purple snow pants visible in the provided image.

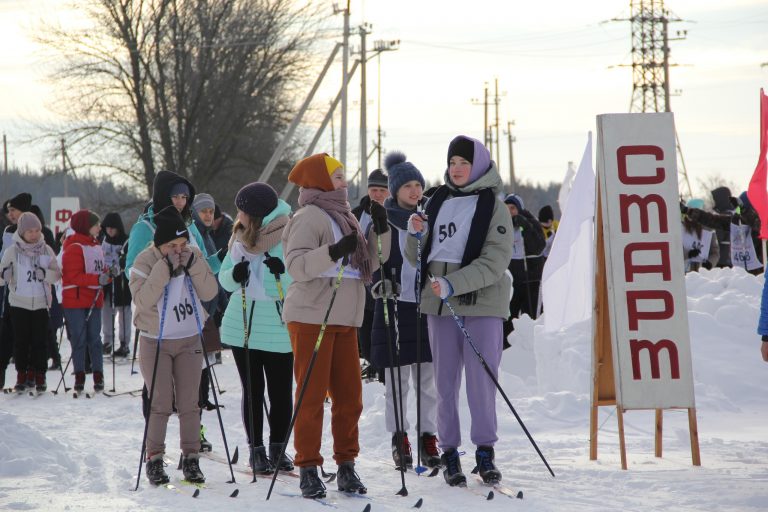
[426,314,503,450]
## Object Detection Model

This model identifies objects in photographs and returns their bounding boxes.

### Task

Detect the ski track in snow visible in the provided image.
[1,267,767,511]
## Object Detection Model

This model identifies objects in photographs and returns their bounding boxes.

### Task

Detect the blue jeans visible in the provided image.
[65,307,104,373]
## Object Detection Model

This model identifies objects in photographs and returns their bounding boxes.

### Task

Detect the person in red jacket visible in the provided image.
[62,210,115,393]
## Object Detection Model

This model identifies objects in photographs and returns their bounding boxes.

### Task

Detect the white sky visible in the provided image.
[1,0,767,199]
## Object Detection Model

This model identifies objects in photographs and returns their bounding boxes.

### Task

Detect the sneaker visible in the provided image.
[391,431,413,470]
[200,425,213,452]
[214,352,222,364]
[440,448,466,487]
[269,442,295,472]
[248,445,274,474]
[114,345,129,357]
[336,461,367,494]
[299,466,327,499]
[74,371,86,392]
[93,371,104,392]
[420,433,442,468]
[474,446,502,484]
[145,453,170,485]
[182,453,205,483]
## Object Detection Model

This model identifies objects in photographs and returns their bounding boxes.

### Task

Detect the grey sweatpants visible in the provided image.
[101,303,132,348]
[139,334,203,457]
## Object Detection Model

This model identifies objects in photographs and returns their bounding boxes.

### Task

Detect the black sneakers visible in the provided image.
[440,448,467,487]
[249,445,275,474]
[474,446,502,484]
[269,442,295,472]
[391,431,413,470]
[182,453,205,483]
[146,454,170,485]
[299,466,327,498]
[337,461,367,494]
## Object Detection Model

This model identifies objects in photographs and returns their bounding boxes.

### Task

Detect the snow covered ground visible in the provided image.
[1,267,767,511]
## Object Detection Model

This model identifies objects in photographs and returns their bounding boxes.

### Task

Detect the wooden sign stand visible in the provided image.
[590,186,702,470]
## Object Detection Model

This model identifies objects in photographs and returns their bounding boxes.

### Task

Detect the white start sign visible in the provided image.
[596,112,696,410]
[51,197,80,238]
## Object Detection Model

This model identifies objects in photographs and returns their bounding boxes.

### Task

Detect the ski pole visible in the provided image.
[130,329,140,375]
[185,272,237,485]
[374,228,408,496]
[54,288,102,395]
[134,284,169,491]
[428,274,555,478]
[266,256,348,501]
[209,355,226,394]
[414,218,425,474]
[239,258,259,482]
[109,279,116,393]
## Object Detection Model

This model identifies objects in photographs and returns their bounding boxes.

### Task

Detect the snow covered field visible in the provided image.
[1,267,767,511]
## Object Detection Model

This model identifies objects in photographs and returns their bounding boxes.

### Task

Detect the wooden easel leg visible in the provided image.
[655,409,663,458]
[617,407,627,470]
[688,408,701,466]
[590,403,598,460]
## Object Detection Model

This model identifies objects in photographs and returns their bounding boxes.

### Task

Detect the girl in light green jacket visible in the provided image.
[218,183,293,475]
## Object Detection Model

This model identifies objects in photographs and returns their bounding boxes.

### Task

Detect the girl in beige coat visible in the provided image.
[129,210,218,486]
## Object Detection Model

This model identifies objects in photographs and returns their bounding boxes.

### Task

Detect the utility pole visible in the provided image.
[493,78,506,166]
[471,83,490,148]
[2,134,7,195]
[373,39,399,169]
[505,121,516,192]
[614,0,691,197]
[61,138,68,197]
[359,23,371,192]
[338,1,351,168]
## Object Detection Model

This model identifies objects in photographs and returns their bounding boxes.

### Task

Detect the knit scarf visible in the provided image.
[298,187,372,283]
[14,230,47,258]
[229,215,289,255]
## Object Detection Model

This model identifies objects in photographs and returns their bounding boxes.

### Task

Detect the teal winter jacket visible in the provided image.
[218,199,292,353]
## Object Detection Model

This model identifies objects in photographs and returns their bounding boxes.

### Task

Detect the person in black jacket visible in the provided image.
[502,194,545,338]
[352,169,390,382]
[100,212,133,357]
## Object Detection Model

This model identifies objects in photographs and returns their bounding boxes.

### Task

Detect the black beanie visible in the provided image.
[214,204,222,220]
[447,137,475,164]
[538,205,554,224]
[235,183,278,218]
[154,210,190,247]
[6,193,32,212]
[367,169,389,189]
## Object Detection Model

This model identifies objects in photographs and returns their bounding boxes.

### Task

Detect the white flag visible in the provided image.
[542,133,595,332]
[557,161,577,214]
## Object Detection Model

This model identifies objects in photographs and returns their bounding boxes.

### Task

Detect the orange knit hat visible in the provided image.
[287,153,343,192]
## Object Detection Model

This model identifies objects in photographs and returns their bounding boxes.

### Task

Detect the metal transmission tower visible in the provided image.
[616,1,692,196]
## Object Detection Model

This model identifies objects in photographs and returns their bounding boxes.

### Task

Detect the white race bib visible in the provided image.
[158,275,203,339]
[398,229,418,303]
[229,241,270,301]
[427,195,478,264]
[681,228,712,264]
[0,230,12,260]
[730,224,761,271]
[319,212,361,280]
[63,244,105,291]
[102,241,121,268]
[15,253,51,298]
[511,227,525,260]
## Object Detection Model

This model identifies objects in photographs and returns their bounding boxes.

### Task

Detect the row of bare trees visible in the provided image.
[39,0,324,201]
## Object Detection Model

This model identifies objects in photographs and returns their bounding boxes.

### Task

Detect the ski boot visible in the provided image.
[299,466,327,499]
[440,448,467,487]
[146,453,170,485]
[249,445,274,474]
[270,442,295,472]
[14,371,26,393]
[420,433,442,468]
[93,371,104,392]
[182,453,205,483]
[74,371,86,393]
[25,369,35,389]
[199,425,213,452]
[114,344,129,357]
[474,446,502,484]
[35,371,47,394]
[391,431,413,470]
[337,461,367,494]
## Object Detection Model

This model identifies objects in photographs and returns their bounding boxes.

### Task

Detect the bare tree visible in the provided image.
[37,0,323,198]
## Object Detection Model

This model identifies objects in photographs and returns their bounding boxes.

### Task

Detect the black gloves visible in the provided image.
[702,261,713,270]
[232,260,250,284]
[679,201,688,214]
[329,232,358,261]
[263,255,285,276]
[369,200,389,235]
[732,213,742,225]
[687,248,701,259]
